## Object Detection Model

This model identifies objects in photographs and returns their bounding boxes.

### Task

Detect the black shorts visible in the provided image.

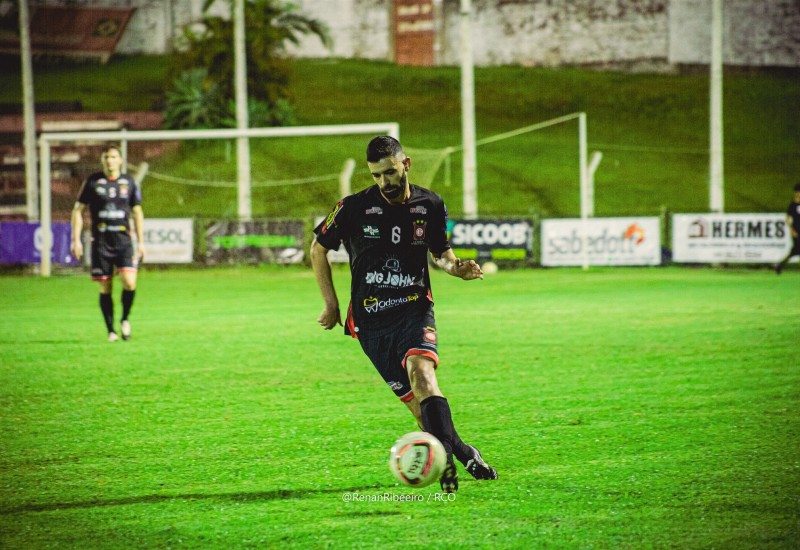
[358,305,439,402]
[91,234,137,281]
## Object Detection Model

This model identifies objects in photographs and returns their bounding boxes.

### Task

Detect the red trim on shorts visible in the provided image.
[345,302,358,339]
[402,349,439,370]
[400,390,415,403]
[92,275,111,282]
[118,267,137,273]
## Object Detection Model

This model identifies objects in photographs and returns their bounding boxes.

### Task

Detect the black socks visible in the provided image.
[420,395,472,463]
[121,289,135,321]
[99,293,114,333]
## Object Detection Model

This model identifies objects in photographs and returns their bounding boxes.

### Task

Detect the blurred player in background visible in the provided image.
[71,144,145,341]
[311,136,497,493]
[775,182,800,274]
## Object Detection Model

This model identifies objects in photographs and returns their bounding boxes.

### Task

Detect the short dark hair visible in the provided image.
[366,136,404,163]
[794,182,800,192]
[102,144,121,155]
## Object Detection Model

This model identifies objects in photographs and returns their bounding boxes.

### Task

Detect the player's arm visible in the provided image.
[432,248,483,280]
[70,202,86,260]
[310,237,342,329]
[132,205,145,260]
[787,214,798,238]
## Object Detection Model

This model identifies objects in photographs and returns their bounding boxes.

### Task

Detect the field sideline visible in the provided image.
[1,266,798,548]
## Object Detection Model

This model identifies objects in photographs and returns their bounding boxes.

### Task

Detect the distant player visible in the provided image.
[311,136,497,493]
[71,144,145,341]
[775,182,800,275]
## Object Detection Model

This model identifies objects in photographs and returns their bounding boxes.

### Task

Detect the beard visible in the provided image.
[381,171,407,200]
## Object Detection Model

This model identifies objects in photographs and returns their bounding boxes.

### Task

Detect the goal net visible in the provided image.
[36,123,399,276]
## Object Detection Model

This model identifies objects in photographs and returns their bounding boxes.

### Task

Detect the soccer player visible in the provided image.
[775,182,800,275]
[71,144,145,341]
[311,136,497,493]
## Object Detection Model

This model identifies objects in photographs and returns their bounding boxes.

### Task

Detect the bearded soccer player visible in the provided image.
[71,145,145,342]
[311,136,497,493]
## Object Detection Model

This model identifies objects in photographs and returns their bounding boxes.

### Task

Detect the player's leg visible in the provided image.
[97,277,116,341]
[92,245,117,340]
[117,242,138,340]
[775,239,799,274]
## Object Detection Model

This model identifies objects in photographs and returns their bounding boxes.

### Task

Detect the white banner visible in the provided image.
[541,217,661,266]
[142,218,193,263]
[672,213,790,263]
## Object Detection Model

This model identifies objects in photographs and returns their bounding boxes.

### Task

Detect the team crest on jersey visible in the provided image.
[322,200,344,234]
[410,206,427,215]
[366,206,383,215]
[119,184,129,198]
[412,219,427,243]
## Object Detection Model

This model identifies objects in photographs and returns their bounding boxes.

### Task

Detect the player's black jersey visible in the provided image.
[787,201,800,234]
[77,172,141,245]
[315,184,451,338]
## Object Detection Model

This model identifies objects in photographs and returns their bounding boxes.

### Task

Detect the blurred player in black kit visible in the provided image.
[311,136,497,493]
[71,144,145,341]
[775,182,800,274]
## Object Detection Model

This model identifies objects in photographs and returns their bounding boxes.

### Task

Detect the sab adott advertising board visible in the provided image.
[541,217,661,266]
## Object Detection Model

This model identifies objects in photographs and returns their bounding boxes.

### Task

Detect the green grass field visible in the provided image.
[1,266,798,548]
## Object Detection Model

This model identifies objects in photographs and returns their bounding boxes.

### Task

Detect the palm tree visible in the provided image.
[166,0,330,128]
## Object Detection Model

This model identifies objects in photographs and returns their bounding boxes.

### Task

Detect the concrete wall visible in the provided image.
[110,0,800,68]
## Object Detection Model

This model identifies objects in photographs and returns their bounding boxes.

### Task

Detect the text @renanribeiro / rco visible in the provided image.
[341,491,456,503]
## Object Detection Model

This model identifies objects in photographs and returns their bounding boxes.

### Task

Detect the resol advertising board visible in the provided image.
[142,219,193,263]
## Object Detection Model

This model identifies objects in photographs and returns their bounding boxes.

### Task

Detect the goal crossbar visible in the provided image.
[37,123,399,276]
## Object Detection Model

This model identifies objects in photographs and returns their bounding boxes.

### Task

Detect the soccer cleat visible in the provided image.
[121,320,131,340]
[108,332,119,342]
[439,455,458,493]
[465,446,498,480]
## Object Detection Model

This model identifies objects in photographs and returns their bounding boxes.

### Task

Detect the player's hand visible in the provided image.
[137,243,146,263]
[71,241,83,261]
[454,258,483,280]
[317,304,342,330]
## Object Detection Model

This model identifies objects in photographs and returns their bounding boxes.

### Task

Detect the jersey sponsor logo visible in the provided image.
[322,200,344,234]
[410,206,427,215]
[365,258,420,288]
[99,209,127,220]
[363,293,419,313]
[366,206,383,215]
[362,225,380,238]
[98,178,108,185]
[387,381,404,391]
[119,184,129,199]
[423,326,437,343]
[95,186,107,196]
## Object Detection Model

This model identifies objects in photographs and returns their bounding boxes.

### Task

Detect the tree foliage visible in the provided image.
[165,0,329,128]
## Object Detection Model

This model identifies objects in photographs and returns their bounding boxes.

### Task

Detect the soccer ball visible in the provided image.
[482,261,499,275]
[388,431,446,487]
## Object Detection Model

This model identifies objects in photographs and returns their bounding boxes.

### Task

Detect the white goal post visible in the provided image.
[36,123,399,276]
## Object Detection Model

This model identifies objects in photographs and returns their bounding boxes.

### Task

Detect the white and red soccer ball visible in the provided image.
[388,431,446,488]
